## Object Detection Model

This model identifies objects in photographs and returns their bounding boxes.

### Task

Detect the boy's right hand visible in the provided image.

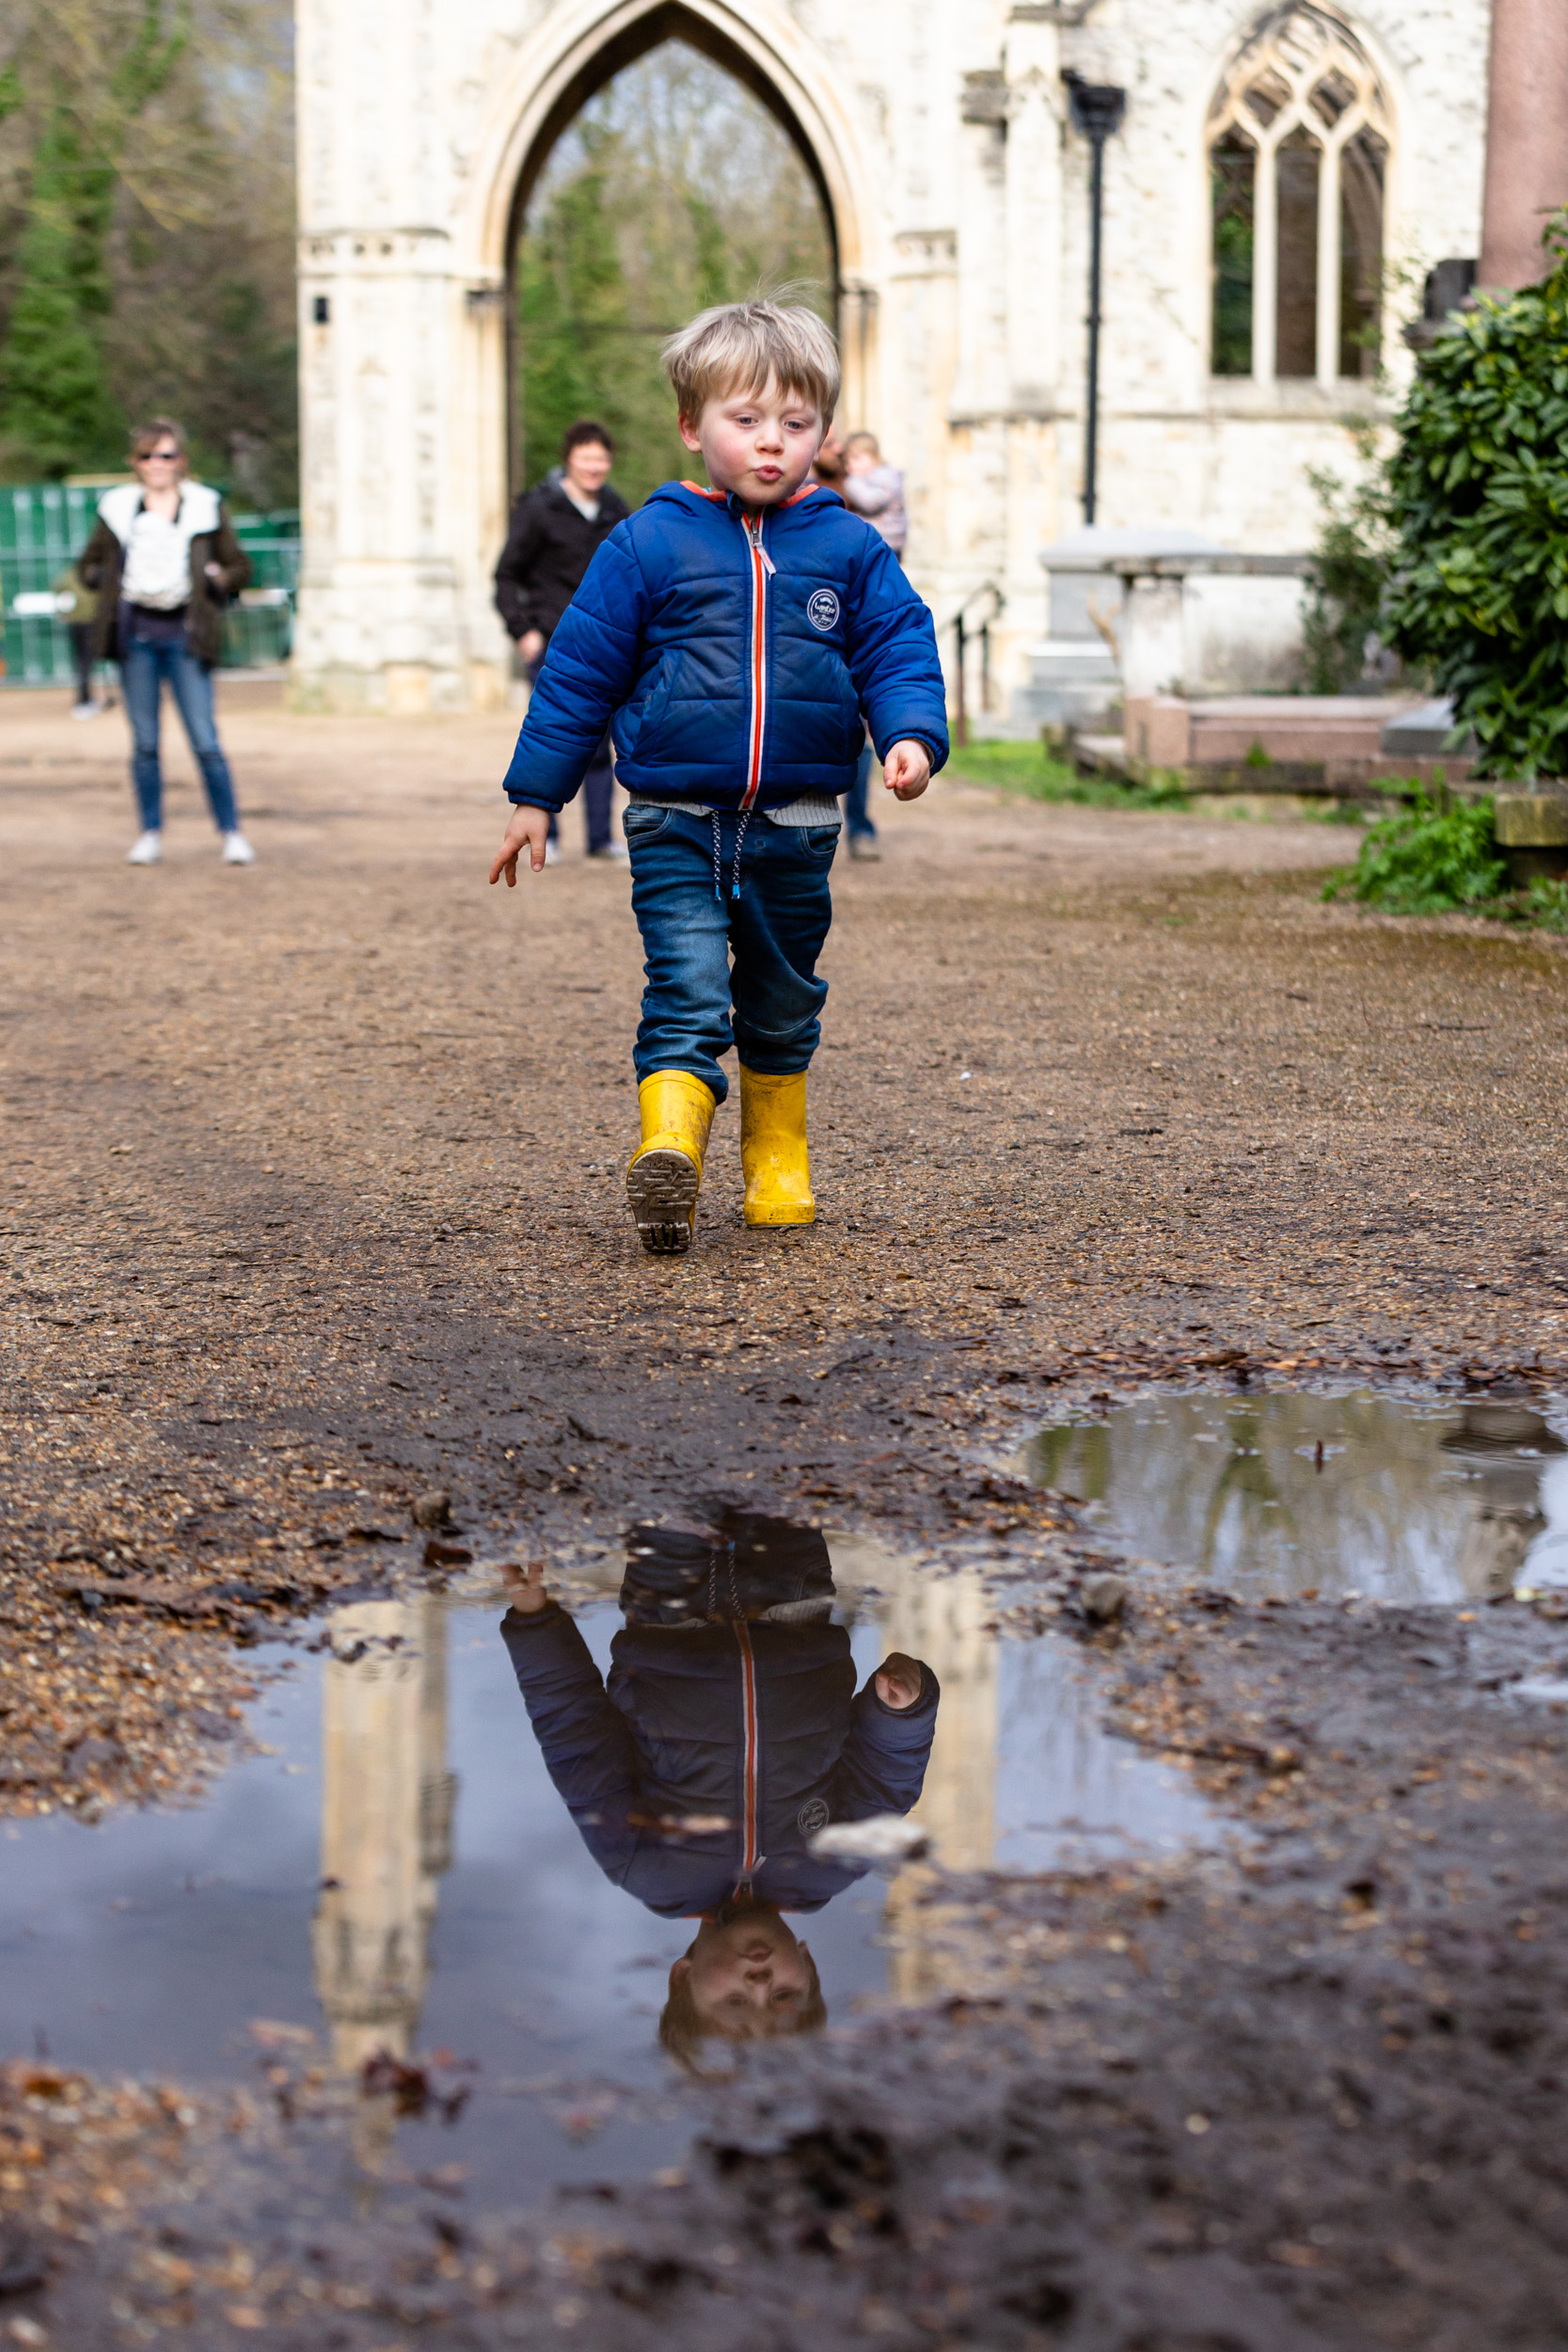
[490,804,551,886]
[875,1652,924,1710]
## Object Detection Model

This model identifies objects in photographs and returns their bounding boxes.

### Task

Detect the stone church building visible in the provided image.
[293,0,1499,717]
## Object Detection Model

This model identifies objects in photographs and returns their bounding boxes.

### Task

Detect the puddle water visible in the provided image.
[0,1512,1218,2201]
[1025,1391,1568,1603]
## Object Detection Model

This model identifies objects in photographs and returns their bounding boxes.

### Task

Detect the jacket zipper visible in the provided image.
[740,511,770,810]
[734,1620,761,1874]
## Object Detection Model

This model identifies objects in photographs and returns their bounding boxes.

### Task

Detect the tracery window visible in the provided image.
[1208,7,1389,384]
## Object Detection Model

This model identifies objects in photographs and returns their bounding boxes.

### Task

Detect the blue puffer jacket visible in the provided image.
[501,480,949,816]
[500,1603,940,1917]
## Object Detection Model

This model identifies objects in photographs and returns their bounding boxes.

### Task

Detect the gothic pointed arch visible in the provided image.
[464,0,879,296]
[1207,6,1392,384]
[457,0,880,498]
[500,8,840,495]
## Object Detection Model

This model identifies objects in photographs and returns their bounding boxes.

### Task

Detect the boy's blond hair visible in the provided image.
[662,300,839,426]
[658,1946,827,2074]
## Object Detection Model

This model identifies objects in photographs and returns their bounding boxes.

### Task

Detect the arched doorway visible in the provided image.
[293,0,882,712]
[505,14,838,505]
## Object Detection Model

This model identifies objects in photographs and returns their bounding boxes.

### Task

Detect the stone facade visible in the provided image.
[293,0,1490,715]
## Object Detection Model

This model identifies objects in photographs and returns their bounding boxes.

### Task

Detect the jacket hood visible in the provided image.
[98,479,222,545]
[643,478,845,522]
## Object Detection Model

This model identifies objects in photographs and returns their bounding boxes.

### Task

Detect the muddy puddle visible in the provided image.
[0,1513,1220,2203]
[1025,1390,1568,1603]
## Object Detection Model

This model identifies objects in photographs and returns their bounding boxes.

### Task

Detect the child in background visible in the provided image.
[842,430,908,559]
[490,301,947,1253]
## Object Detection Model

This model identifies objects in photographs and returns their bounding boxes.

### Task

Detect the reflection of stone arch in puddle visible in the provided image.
[312,1597,456,2101]
[1441,1408,1560,1598]
[832,1543,998,2006]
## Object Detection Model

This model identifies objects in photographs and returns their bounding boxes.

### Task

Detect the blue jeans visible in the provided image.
[846,743,877,841]
[120,636,239,835]
[623,805,838,1103]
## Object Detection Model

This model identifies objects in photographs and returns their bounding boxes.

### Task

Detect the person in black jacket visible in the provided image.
[493,420,631,862]
[499,1510,938,2068]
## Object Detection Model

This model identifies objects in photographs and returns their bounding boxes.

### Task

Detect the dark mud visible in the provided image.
[15,1581,1568,2348]
[5,707,1568,2343]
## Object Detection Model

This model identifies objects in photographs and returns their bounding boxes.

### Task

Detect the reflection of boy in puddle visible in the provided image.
[500,1509,938,2065]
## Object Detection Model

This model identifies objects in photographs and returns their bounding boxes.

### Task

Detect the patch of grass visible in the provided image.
[1524,876,1568,931]
[1323,788,1505,914]
[947,739,1189,811]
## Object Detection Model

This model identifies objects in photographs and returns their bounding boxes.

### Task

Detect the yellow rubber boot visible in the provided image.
[739,1066,815,1227]
[626,1071,717,1255]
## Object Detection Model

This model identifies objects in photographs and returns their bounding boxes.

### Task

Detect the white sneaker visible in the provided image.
[127,831,162,865]
[544,838,561,866]
[588,842,630,861]
[221,832,257,866]
[71,700,104,723]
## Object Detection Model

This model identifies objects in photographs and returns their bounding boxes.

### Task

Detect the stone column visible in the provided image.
[1479,0,1568,291]
[312,1597,454,2078]
[945,73,1013,703]
[293,0,512,711]
[1002,38,1066,677]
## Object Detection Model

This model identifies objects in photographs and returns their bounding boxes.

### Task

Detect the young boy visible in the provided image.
[499,1511,938,2065]
[489,301,948,1253]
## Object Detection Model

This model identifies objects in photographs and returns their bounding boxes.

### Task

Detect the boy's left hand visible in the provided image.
[503,1562,551,1613]
[875,1652,924,1710]
[883,739,930,801]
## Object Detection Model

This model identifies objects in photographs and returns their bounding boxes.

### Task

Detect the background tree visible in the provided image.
[0,0,296,501]
[515,40,834,507]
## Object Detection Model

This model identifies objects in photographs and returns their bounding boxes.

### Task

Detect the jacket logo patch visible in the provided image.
[806,589,841,632]
[797,1797,831,1836]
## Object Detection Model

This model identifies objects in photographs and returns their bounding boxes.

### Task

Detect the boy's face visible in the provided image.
[670,1906,815,2038]
[679,378,825,508]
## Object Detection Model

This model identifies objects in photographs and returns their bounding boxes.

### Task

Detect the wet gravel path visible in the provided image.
[4,695,1568,2344]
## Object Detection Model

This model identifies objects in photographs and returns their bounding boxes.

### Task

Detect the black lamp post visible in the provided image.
[1063,70,1126,527]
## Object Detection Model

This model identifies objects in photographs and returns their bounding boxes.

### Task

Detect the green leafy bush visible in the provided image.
[1382,220,1568,778]
[1324,790,1504,913]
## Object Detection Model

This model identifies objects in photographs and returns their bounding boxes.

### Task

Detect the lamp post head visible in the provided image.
[1062,70,1127,141]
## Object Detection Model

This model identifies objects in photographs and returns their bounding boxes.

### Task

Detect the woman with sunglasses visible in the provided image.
[78,418,255,866]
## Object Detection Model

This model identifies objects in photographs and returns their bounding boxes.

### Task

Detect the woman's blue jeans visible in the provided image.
[623,804,838,1104]
[846,742,877,841]
[120,637,240,835]
[527,648,612,851]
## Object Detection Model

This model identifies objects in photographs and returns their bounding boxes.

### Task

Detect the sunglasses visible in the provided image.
[140,448,180,463]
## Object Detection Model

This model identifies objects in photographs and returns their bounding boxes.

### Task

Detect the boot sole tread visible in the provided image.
[627,1148,700,1256]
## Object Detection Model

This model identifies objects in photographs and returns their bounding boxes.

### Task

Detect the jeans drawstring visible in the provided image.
[711,809,752,904]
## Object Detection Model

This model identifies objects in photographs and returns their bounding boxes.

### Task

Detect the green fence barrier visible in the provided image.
[0,482,301,687]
